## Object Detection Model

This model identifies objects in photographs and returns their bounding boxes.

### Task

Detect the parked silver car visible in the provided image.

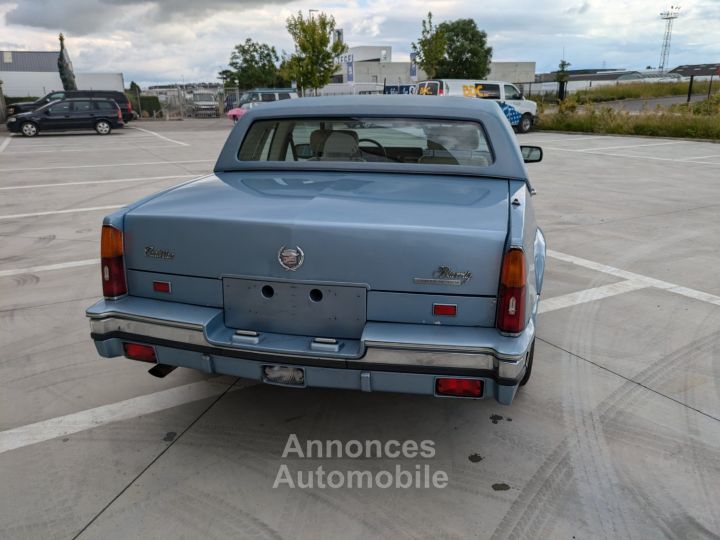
[86,96,546,405]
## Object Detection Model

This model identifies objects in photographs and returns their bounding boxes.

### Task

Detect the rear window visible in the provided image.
[238,117,493,167]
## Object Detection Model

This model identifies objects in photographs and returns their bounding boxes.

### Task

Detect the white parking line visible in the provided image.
[0,259,99,278]
[577,141,684,152]
[544,146,720,166]
[0,137,10,153]
[0,174,196,191]
[538,280,649,313]
[0,379,232,454]
[526,135,610,143]
[130,126,190,147]
[548,250,720,307]
[3,144,180,155]
[0,159,214,172]
[0,205,122,220]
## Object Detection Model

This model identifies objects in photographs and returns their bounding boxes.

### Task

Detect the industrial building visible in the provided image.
[0,49,124,98]
[318,45,535,95]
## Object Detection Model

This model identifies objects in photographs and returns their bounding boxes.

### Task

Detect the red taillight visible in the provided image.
[127,100,133,112]
[117,107,122,121]
[153,281,171,293]
[436,378,484,397]
[101,225,127,298]
[433,303,457,316]
[497,248,527,333]
[123,343,157,363]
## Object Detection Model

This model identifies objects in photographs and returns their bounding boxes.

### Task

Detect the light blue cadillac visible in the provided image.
[86,95,546,405]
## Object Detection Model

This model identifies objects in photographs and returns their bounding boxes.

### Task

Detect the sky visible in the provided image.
[0,0,718,87]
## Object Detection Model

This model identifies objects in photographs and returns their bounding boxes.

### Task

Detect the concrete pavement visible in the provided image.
[1,120,719,539]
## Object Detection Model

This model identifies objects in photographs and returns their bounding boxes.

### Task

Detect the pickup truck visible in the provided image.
[86,95,546,405]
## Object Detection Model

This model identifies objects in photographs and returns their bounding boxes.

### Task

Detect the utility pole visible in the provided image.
[659,6,681,73]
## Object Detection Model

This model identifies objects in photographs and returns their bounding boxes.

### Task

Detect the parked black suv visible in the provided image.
[6,98,124,137]
[7,90,134,122]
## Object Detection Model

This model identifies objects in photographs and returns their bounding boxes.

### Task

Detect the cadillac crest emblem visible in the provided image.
[278,246,304,271]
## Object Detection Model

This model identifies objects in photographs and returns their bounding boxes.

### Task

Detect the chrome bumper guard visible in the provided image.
[88,307,532,383]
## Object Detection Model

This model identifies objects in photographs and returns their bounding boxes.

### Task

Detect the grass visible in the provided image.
[536,102,720,140]
[574,80,718,102]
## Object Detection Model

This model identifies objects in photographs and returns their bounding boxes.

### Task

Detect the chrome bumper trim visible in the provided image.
[89,315,528,380]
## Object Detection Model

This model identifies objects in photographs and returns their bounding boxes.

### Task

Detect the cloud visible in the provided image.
[1,0,718,86]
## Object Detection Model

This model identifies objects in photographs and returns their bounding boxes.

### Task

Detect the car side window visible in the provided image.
[73,101,93,112]
[94,101,115,111]
[261,94,276,102]
[278,93,291,100]
[48,102,71,114]
[504,85,522,100]
[475,84,501,99]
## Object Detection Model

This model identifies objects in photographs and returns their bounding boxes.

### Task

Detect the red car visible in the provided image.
[226,102,262,123]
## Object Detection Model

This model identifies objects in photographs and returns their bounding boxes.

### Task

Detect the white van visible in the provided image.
[415,79,537,133]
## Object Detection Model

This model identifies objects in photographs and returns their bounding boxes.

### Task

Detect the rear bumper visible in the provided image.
[87,297,535,405]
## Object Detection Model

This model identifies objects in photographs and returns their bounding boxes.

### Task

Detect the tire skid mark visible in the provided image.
[490,330,720,539]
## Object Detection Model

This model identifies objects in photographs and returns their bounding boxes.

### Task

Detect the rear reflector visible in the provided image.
[153,281,171,293]
[123,342,157,363]
[433,303,457,316]
[436,378,484,398]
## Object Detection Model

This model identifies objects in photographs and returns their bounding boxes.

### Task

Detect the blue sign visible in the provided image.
[347,62,354,83]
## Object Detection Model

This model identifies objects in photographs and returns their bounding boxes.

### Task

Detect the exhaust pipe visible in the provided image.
[148,364,177,378]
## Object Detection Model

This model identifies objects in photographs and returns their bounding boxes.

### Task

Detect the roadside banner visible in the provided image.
[347,61,354,83]
[410,53,417,82]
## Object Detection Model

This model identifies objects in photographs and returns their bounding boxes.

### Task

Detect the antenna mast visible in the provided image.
[659,5,681,72]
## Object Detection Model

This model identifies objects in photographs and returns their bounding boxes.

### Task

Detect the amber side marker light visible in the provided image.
[122,343,157,363]
[101,225,127,298]
[497,248,527,334]
[436,378,484,398]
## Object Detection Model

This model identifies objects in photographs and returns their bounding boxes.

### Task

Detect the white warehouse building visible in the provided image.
[0,50,124,98]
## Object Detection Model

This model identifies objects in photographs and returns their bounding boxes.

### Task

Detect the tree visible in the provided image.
[285,11,347,95]
[411,13,446,80]
[57,33,77,91]
[129,81,141,94]
[229,39,279,90]
[217,69,236,87]
[555,59,571,100]
[435,19,492,79]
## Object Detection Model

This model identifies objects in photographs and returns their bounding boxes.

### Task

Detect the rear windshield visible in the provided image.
[237,117,493,166]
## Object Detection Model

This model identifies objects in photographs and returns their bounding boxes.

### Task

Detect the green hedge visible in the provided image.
[125,93,162,117]
[574,81,717,103]
[537,107,720,139]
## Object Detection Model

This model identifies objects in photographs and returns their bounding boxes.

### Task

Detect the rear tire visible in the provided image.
[517,113,533,134]
[20,122,38,137]
[95,120,112,135]
[519,338,535,386]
